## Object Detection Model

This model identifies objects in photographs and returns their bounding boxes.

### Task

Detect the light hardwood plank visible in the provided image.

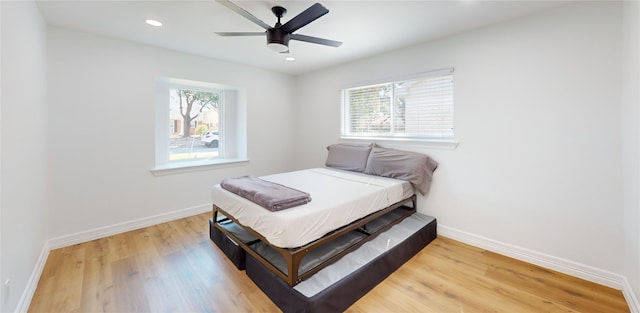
[28,213,629,313]
[75,238,115,313]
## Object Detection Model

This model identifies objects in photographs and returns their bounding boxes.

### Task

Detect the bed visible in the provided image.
[211,144,438,287]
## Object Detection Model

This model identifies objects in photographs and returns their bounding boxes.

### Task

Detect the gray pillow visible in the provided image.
[364,147,438,195]
[325,144,373,172]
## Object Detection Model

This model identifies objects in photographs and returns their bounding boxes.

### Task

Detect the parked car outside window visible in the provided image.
[200,130,219,148]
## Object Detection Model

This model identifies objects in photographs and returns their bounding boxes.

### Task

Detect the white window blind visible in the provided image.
[341,68,454,140]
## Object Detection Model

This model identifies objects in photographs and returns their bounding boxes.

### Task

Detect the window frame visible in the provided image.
[152,77,248,175]
[340,68,458,149]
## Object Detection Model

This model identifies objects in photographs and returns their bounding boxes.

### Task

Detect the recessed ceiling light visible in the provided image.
[145,19,163,27]
[285,57,295,61]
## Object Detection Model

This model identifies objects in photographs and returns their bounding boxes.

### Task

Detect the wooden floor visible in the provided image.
[28,212,629,313]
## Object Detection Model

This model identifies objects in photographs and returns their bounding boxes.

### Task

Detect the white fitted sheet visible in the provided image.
[211,168,413,248]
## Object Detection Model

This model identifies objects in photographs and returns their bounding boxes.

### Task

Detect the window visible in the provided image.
[153,77,247,174]
[341,68,454,141]
[168,88,220,161]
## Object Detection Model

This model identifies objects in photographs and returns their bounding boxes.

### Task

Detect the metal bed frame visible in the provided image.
[212,194,417,287]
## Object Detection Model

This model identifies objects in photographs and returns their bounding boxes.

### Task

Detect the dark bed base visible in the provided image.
[210,217,249,270]
[246,213,438,313]
[212,194,417,287]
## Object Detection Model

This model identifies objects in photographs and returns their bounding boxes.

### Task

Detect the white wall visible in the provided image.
[0,1,49,312]
[46,28,297,239]
[296,2,625,276]
[622,0,640,309]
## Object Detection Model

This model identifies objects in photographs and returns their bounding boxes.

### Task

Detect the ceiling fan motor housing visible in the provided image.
[267,28,290,46]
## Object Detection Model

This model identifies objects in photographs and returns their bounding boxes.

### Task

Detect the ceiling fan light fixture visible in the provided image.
[267,42,289,53]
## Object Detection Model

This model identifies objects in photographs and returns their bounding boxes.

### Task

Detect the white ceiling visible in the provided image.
[35,0,569,75]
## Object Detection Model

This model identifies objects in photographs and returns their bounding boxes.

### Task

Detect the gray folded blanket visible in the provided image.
[220,176,312,211]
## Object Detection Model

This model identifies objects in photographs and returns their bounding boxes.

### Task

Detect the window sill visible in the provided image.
[340,137,459,150]
[151,158,249,176]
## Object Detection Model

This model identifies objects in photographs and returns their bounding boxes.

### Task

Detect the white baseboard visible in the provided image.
[15,241,50,313]
[14,203,212,313]
[48,203,211,250]
[623,277,640,313]
[438,224,639,311]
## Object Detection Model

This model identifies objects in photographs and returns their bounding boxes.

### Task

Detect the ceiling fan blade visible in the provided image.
[280,3,329,34]
[216,0,271,30]
[290,34,342,47]
[215,32,265,37]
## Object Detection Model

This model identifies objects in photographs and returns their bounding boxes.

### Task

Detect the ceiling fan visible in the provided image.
[215,0,342,53]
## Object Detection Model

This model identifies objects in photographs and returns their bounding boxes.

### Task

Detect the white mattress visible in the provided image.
[211,168,413,248]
